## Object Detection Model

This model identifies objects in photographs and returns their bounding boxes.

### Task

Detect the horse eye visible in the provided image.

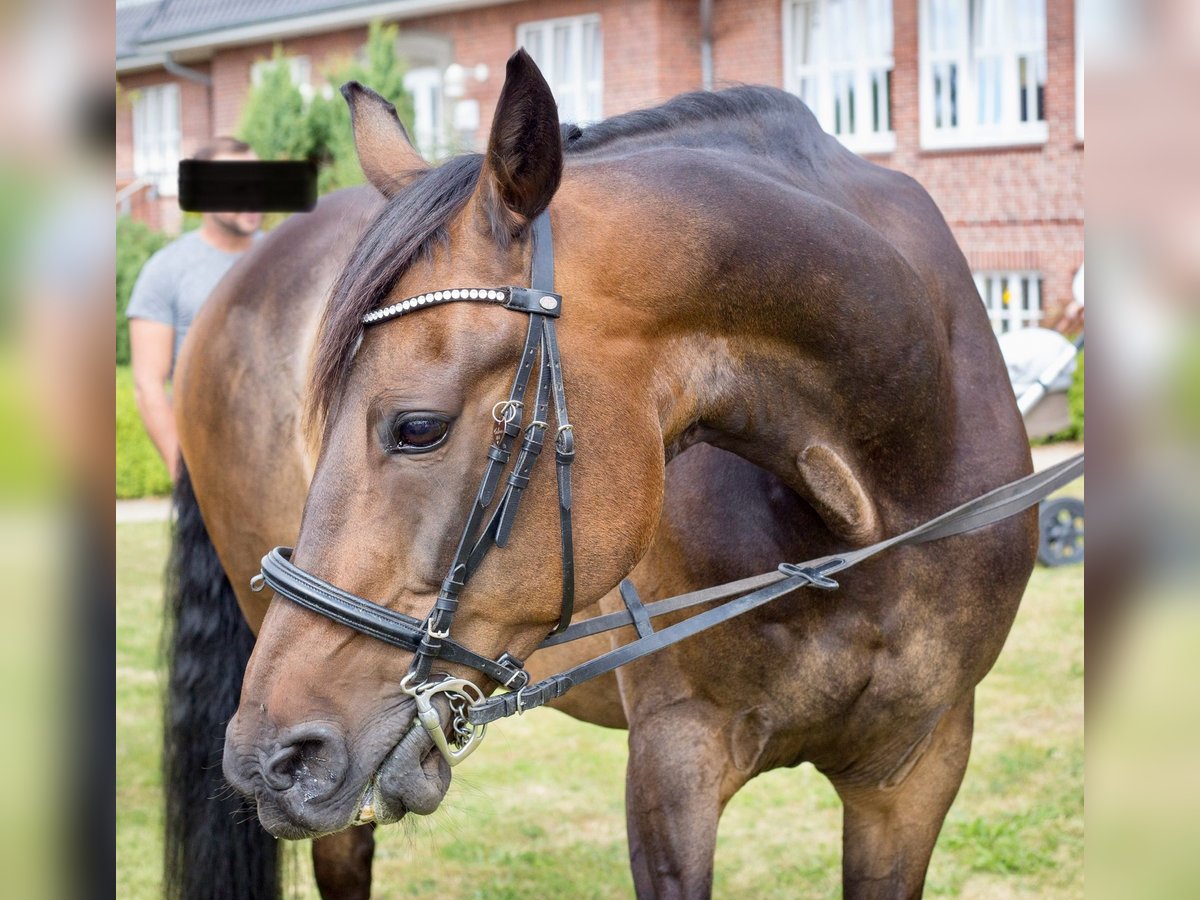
[386,414,450,454]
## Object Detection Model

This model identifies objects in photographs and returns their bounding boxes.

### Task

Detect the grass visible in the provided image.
[117,508,1084,898]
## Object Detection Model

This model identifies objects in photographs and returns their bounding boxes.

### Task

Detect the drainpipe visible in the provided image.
[163,53,212,87]
[700,0,714,91]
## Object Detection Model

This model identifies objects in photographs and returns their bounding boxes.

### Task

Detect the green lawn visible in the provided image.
[117,515,1083,898]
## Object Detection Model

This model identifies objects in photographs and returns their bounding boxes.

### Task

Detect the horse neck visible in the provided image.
[567,200,959,546]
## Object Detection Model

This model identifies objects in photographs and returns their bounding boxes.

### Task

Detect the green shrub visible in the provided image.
[116,217,171,366]
[1036,348,1084,445]
[116,366,172,498]
[1067,349,1084,440]
[237,46,316,163]
[237,22,415,196]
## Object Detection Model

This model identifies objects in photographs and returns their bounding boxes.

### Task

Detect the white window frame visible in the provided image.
[132,82,181,196]
[783,0,896,154]
[251,54,313,103]
[516,14,603,125]
[974,271,1043,333]
[403,66,448,161]
[920,0,1049,150]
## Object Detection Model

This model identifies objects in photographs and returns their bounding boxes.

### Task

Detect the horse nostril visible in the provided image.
[260,725,348,797]
[263,745,303,791]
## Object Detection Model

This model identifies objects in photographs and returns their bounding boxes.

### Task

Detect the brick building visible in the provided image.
[117,0,1083,327]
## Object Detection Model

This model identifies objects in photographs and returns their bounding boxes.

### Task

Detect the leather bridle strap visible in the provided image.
[539,451,1085,649]
[259,547,530,687]
[403,209,573,684]
[466,452,1085,725]
[261,209,572,690]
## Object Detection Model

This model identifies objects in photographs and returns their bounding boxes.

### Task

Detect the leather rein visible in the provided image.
[255,208,1085,766]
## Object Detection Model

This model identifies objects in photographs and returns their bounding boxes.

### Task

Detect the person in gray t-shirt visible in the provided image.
[127,137,262,481]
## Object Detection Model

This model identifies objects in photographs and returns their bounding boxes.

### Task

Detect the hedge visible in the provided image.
[117,216,171,366]
[116,366,172,498]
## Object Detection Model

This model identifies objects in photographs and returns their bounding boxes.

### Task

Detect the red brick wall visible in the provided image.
[711,0,781,89]
[115,0,1082,314]
[880,0,1083,321]
[208,28,368,135]
[700,0,1083,320]
[402,0,693,138]
[117,65,212,233]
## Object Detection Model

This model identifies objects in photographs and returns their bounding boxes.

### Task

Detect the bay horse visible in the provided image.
[168,51,1035,898]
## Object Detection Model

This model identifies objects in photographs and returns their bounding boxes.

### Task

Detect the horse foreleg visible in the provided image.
[832,693,975,900]
[312,824,375,900]
[625,705,741,900]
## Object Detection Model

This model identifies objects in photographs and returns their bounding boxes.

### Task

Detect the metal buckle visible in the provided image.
[515,684,533,716]
[401,676,488,767]
[492,400,522,424]
[425,618,451,640]
[498,653,530,690]
[776,560,842,590]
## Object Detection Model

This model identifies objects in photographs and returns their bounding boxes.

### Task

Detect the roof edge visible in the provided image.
[116,53,168,73]
[128,0,514,57]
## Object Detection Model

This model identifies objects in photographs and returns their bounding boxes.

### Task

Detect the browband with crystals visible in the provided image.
[362,285,562,326]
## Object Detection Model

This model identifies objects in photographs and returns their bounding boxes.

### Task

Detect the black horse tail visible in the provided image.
[163,462,279,899]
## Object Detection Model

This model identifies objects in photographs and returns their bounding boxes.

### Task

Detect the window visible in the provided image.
[784,0,895,154]
[404,66,447,160]
[516,15,603,125]
[251,55,313,102]
[921,0,1047,149]
[974,271,1043,333]
[132,83,181,195]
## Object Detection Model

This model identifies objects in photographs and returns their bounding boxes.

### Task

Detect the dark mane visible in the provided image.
[562,85,810,154]
[305,153,484,435]
[306,86,808,435]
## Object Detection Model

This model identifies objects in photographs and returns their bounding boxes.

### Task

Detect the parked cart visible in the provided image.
[997,327,1085,566]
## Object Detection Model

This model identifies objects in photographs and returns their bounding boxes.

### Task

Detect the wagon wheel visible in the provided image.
[1037,497,1084,567]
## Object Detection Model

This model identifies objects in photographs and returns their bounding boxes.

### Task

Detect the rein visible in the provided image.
[254,208,1085,765]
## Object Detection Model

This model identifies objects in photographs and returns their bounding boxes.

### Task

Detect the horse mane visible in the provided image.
[562,85,810,153]
[305,86,805,439]
[305,153,485,438]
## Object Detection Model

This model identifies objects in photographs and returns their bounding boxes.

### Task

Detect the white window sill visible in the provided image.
[838,132,897,156]
[135,174,178,197]
[919,123,1049,152]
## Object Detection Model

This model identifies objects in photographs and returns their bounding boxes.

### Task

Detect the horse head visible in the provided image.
[223,51,670,838]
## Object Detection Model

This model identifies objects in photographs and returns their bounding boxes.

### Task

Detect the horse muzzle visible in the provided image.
[222,702,455,839]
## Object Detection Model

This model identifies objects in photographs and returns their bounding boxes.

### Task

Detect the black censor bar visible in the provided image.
[178,160,317,213]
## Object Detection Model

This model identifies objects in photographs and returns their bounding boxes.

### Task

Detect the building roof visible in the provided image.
[116,1,164,59]
[117,0,510,64]
[136,0,368,45]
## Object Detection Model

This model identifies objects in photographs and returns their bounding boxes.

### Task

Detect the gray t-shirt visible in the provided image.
[125,230,251,368]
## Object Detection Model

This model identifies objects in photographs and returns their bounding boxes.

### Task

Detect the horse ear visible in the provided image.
[479,49,563,236]
[341,81,428,197]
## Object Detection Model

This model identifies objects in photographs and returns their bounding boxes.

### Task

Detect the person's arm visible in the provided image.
[130,318,179,480]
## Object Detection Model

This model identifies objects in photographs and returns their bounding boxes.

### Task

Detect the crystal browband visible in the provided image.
[362,286,562,326]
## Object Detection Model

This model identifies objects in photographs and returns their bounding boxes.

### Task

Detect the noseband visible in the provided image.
[257,209,572,762]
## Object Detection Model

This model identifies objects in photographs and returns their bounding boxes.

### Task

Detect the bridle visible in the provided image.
[255,206,1086,768]
[256,209,572,762]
